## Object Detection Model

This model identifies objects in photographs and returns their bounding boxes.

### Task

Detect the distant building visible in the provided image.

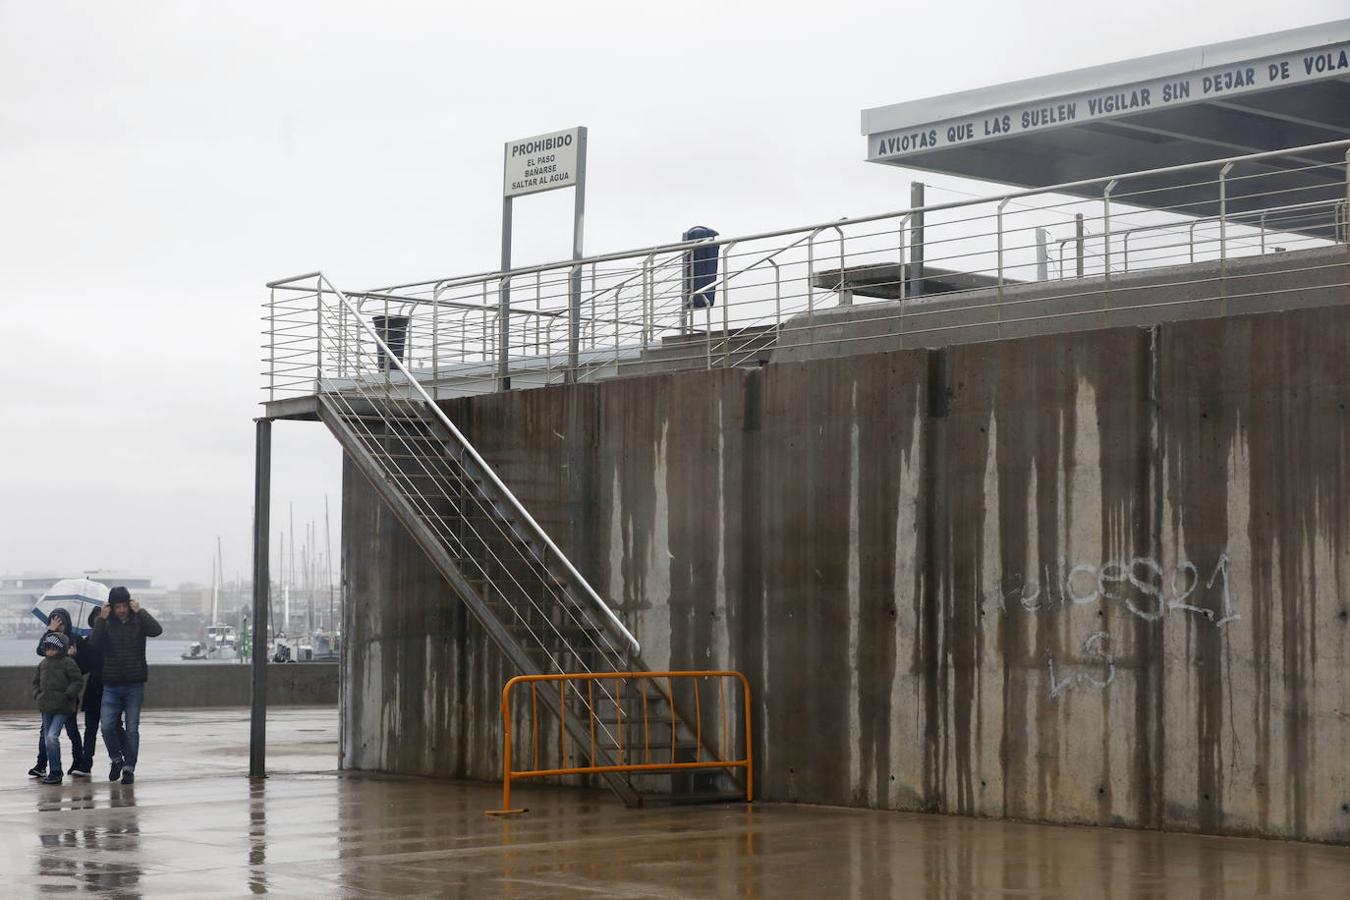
[159,583,214,617]
[0,572,164,634]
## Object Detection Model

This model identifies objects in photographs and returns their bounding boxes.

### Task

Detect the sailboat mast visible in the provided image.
[325,494,335,634]
[210,551,218,626]
[214,535,223,624]
[288,502,295,633]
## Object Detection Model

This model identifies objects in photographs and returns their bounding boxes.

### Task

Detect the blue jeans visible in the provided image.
[35,713,81,771]
[40,713,71,777]
[100,683,144,771]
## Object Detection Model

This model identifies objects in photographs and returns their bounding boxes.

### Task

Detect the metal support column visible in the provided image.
[567,129,588,382]
[909,182,925,298]
[249,418,272,779]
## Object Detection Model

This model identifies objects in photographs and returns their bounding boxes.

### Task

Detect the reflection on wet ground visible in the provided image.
[2,707,1349,897]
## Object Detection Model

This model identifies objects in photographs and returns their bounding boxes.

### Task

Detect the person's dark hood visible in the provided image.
[47,607,74,634]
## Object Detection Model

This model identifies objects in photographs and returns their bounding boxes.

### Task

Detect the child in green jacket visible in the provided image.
[33,632,84,785]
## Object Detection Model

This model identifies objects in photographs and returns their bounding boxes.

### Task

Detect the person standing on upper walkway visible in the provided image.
[92,586,162,784]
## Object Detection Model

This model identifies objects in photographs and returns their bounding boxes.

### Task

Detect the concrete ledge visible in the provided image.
[0,663,337,710]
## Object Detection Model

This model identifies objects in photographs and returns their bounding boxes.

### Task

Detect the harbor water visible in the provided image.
[0,637,222,666]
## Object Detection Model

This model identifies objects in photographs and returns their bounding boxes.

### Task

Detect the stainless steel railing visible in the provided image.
[273,271,640,661]
[264,140,1350,402]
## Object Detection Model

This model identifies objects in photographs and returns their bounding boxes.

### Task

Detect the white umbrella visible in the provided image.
[33,578,110,638]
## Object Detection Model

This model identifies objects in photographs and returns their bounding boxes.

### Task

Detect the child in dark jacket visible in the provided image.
[27,608,85,779]
[33,632,85,785]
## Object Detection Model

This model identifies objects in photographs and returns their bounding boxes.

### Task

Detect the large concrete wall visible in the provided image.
[343,303,1350,844]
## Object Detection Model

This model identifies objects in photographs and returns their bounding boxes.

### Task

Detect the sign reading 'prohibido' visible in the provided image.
[503,127,585,198]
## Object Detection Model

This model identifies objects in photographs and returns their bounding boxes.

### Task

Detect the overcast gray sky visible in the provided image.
[1,1,1344,588]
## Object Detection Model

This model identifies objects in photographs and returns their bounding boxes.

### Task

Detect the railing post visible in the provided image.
[314,284,324,392]
[897,213,910,300]
[1102,181,1117,284]
[480,282,489,365]
[720,242,735,367]
[705,303,713,370]
[381,294,391,388]
[641,253,656,352]
[833,225,848,307]
[806,230,816,330]
[909,182,925,298]
[1259,212,1267,254]
[1343,149,1350,244]
[1189,220,1199,263]
[996,197,1010,330]
[1124,231,1132,272]
[996,197,1010,286]
[432,281,443,401]
[568,264,580,382]
[497,275,511,392]
[1218,161,1234,261]
[268,288,277,402]
[769,259,781,329]
[1035,227,1049,281]
[1075,213,1085,278]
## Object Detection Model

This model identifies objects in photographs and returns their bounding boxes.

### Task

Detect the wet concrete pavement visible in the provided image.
[1,708,1349,898]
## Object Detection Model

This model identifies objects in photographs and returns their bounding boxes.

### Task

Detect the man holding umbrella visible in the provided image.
[92,586,162,784]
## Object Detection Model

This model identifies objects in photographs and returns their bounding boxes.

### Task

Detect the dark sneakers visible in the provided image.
[27,765,45,779]
[108,759,124,783]
[120,769,134,785]
[41,773,62,785]
[68,764,92,778]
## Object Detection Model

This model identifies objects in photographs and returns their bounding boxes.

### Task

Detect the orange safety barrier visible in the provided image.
[486,670,752,815]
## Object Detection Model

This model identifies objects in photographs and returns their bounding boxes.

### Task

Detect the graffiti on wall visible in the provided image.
[1047,631,1115,699]
[988,553,1238,628]
[985,553,1237,699]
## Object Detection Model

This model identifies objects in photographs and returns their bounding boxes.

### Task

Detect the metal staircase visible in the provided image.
[303,274,732,806]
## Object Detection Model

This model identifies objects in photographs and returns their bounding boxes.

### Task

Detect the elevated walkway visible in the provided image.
[265,139,1350,415]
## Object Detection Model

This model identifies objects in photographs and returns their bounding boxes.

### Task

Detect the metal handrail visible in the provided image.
[288,271,641,657]
[1120,197,1346,270]
[370,137,1350,296]
[267,140,1350,401]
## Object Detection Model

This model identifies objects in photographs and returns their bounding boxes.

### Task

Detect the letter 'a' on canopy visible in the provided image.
[682,226,720,309]
[861,19,1350,228]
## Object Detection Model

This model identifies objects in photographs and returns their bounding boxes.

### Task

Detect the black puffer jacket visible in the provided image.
[92,609,163,685]
[80,607,105,707]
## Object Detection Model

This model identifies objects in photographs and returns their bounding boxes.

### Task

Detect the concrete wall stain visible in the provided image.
[341,303,1350,844]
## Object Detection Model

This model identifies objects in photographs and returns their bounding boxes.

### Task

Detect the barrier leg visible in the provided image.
[487,694,527,816]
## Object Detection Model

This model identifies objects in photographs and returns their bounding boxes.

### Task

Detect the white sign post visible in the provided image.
[499,126,588,388]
